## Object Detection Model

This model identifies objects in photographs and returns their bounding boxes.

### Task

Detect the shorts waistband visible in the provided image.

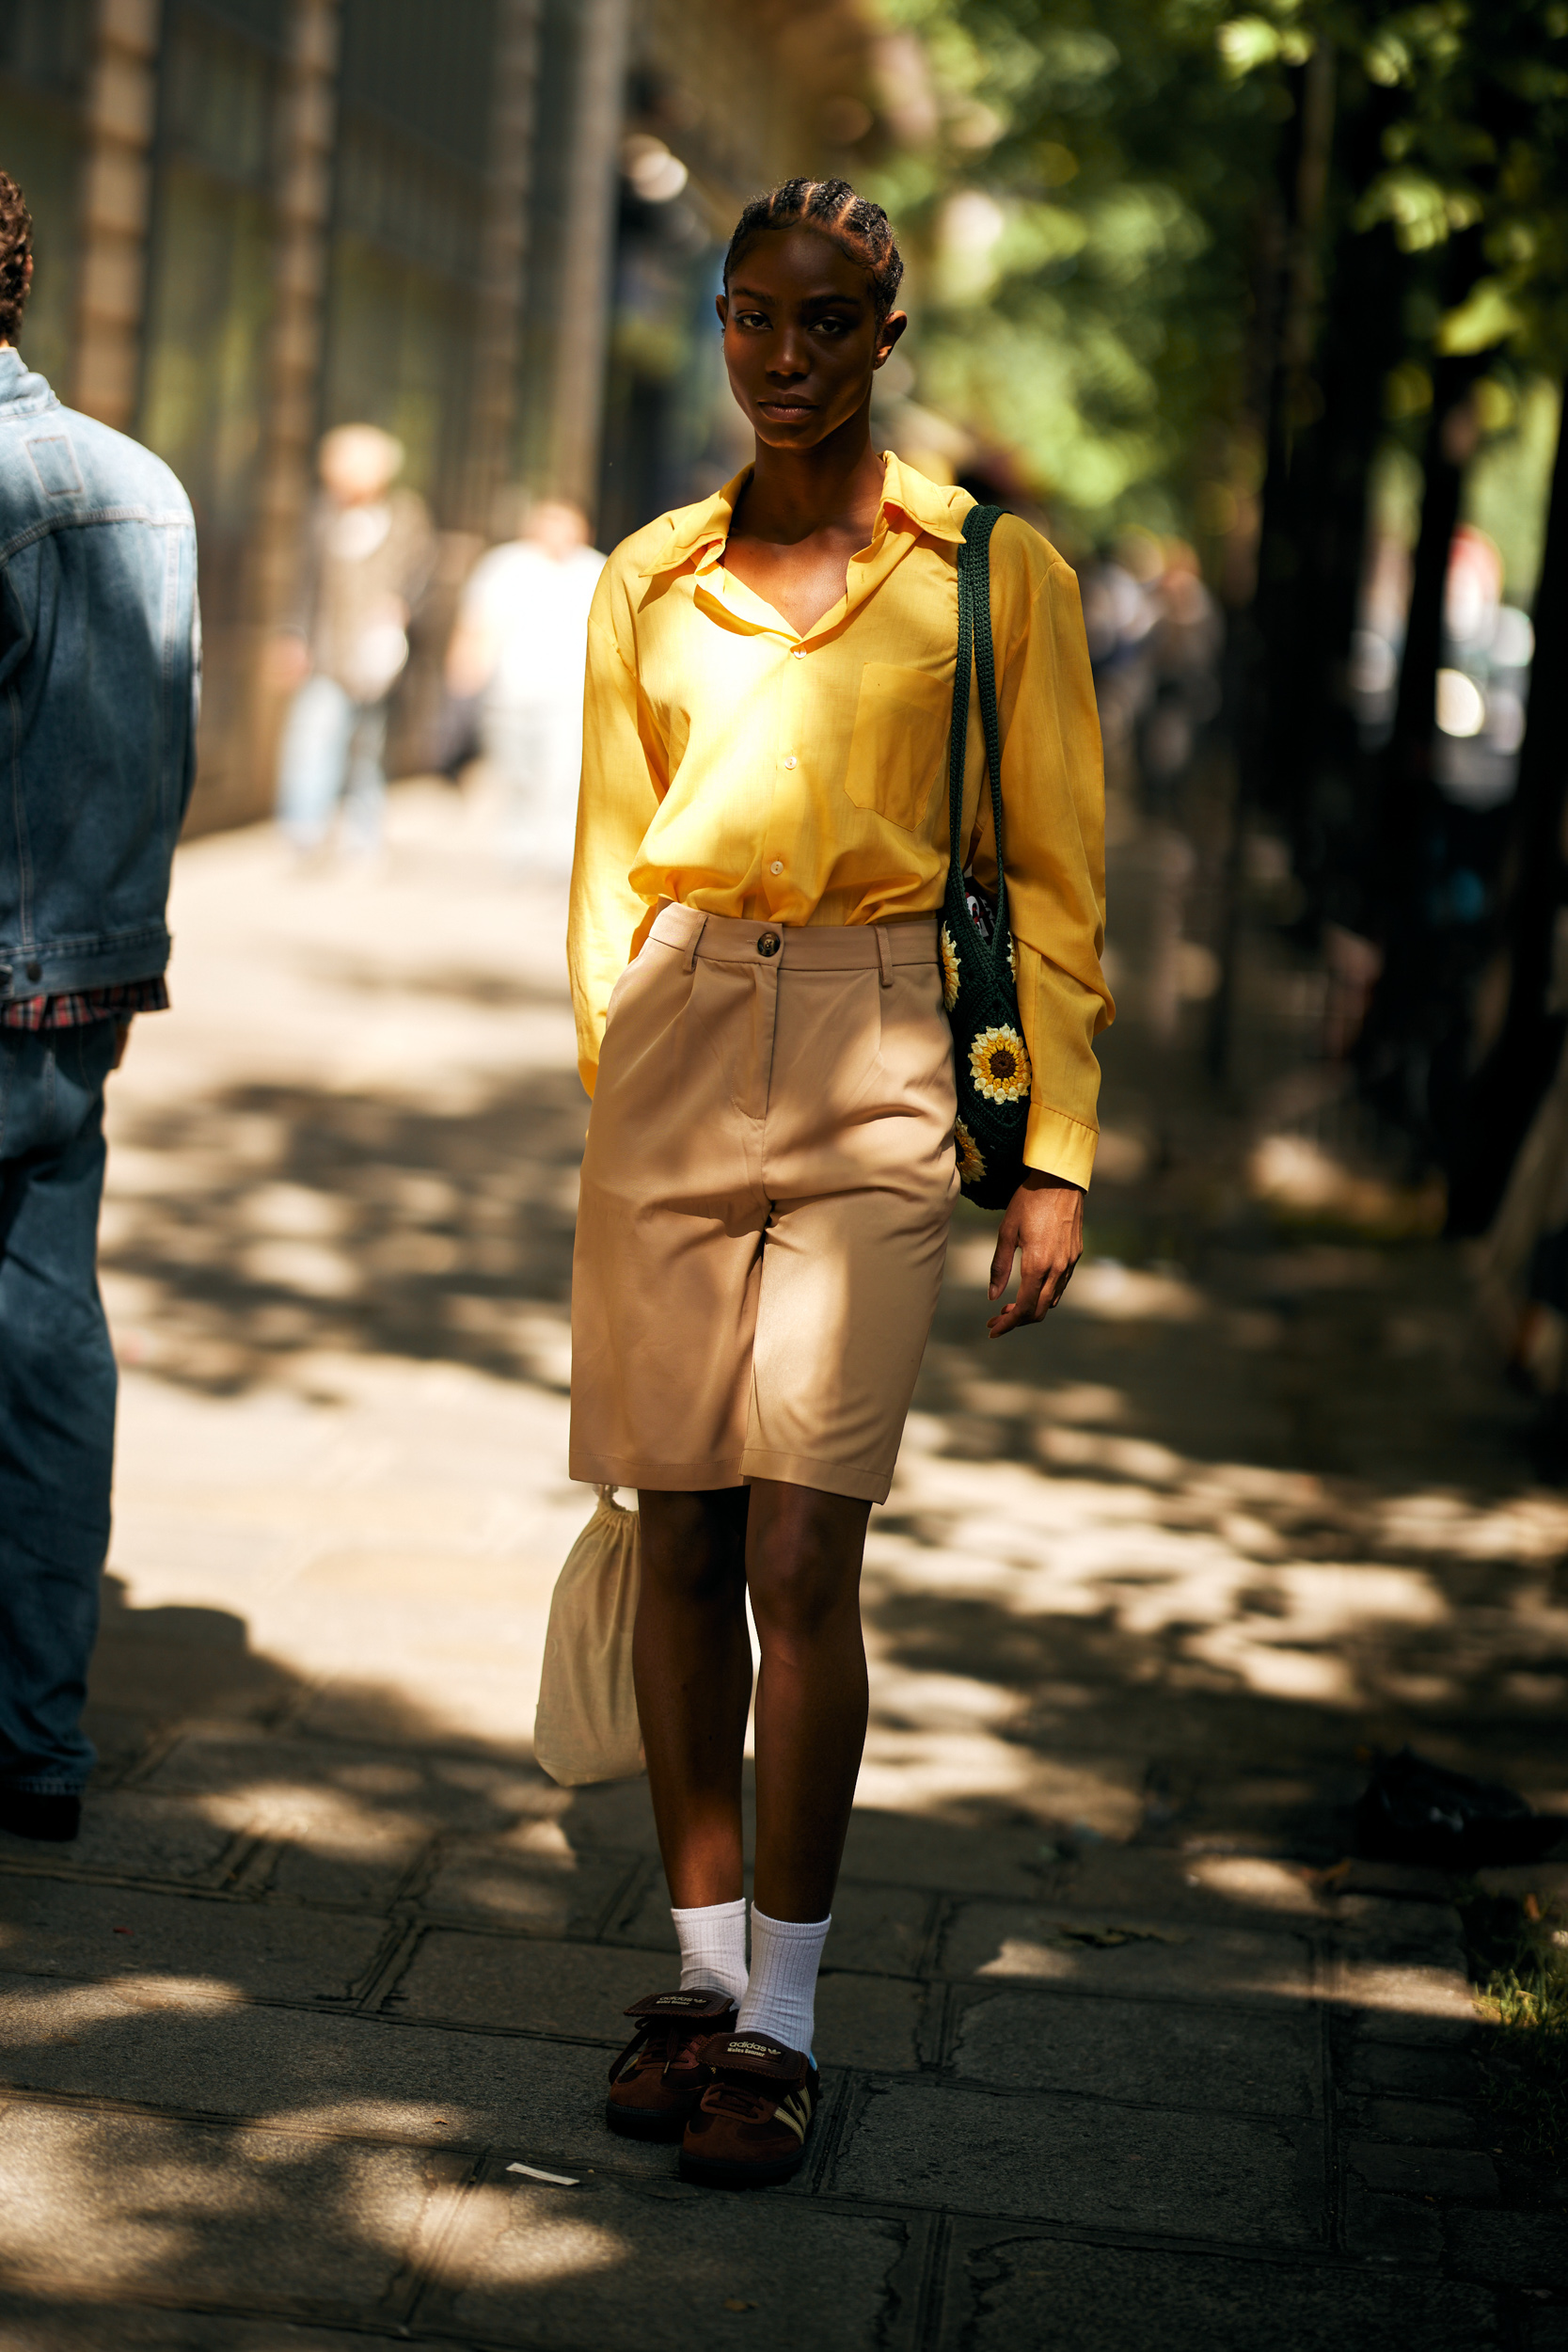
[650,899,939,971]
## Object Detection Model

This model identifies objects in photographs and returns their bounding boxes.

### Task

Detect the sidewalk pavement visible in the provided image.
[2,785,1567,2349]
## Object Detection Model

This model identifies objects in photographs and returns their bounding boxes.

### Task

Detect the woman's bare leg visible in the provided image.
[746,1478,871,1921]
[634,1487,752,1907]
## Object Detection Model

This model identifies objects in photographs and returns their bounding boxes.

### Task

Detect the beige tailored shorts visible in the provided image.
[570,901,958,1503]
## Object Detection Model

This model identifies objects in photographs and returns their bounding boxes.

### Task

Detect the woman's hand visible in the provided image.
[987,1170,1084,1339]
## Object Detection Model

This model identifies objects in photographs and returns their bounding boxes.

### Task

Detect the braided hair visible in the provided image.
[0,173,31,344]
[722,178,904,323]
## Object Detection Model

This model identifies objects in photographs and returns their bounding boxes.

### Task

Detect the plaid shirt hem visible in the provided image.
[0,977,170,1032]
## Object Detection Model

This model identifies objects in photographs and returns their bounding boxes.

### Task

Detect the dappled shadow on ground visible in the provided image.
[863,1171,1568,1841]
[95,1009,1568,1828]
[24,796,1561,2333]
[0,1496,1529,2338]
[101,1070,586,1395]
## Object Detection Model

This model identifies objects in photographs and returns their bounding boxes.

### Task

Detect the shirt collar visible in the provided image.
[636,452,972,579]
[878,450,970,546]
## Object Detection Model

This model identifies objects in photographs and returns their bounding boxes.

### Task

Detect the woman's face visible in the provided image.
[717,225,906,452]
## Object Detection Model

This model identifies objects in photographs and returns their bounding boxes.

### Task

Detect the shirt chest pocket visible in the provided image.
[841,661,953,835]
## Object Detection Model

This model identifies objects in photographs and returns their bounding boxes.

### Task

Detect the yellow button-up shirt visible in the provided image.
[568,453,1113,1188]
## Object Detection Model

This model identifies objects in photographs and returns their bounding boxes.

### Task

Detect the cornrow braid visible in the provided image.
[0,172,31,345]
[723,177,904,323]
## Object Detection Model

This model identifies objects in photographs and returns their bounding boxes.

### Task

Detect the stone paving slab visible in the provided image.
[833,1809,1063,1900]
[419,1834,638,1937]
[1344,2136,1499,2199]
[1343,2188,1445,2262]
[1047,1849,1329,1927]
[948,1984,1320,2114]
[423,2163,925,2350]
[1343,2037,1480,2101]
[829,2077,1323,2241]
[1445,2209,1568,2288]
[264,1827,431,1910]
[385,1931,931,2074]
[0,2102,465,2317]
[814,1972,930,2073]
[0,1796,244,1887]
[0,1883,388,2003]
[929,2230,1501,2351]
[0,2307,427,2351]
[0,1973,675,2175]
[936,1899,1314,2008]
[1352,2094,1480,2143]
[388,1928,679,2039]
[136,1730,556,1836]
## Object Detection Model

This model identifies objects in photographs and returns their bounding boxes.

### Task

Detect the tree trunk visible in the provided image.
[1445,384,1568,1233]
[1207,49,1334,1081]
[1354,342,1492,1148]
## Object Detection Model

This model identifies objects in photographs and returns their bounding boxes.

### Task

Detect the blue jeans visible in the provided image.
[276,675,388,853]
[0,1021,119,1794]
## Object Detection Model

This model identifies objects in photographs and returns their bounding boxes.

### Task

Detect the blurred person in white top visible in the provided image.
[446,496,606,878]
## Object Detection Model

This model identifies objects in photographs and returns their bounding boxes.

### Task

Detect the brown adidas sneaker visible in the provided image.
[604,1989,738,2140]
[678,2029,818,2187]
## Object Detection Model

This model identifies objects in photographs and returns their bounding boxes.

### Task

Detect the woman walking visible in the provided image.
[567,178,1111,2186]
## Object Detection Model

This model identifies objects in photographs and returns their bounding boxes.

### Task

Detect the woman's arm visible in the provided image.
[969,534,1113,1185]
[567,578,662,1097]
[971,529,1114,1331]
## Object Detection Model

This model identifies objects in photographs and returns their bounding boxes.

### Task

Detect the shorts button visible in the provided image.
[757,931,781,958]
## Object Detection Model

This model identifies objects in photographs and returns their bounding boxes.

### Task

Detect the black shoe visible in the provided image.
[0,1791,81,1842]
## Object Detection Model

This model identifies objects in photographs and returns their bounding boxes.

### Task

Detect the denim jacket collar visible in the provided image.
[0,347,60,421]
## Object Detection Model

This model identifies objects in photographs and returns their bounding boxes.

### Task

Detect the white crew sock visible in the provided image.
[671,1896,748,2006]
[735,1902,831,2055]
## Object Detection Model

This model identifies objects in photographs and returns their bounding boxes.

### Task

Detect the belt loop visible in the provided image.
[876,926,894,989]
[683,914,708,974]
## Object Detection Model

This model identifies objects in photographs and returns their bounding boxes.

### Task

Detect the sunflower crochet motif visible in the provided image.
[954,1118,986,1186]
[969,1024,1031,1104]
[940,925,960,1012]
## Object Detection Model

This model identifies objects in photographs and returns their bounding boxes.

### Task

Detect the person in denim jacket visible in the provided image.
[0,173,199,1841]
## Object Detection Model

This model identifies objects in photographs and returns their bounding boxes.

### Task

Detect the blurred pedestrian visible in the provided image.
[1141,540,1222,806]
[570,178,1109,2185]
[445,496,605,877]
[273,424,433,860]
[0,172,199,1841]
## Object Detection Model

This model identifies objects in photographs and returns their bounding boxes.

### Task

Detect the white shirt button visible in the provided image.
[783,755,797,769]
[769,860,783,876]
[792,646,806,658]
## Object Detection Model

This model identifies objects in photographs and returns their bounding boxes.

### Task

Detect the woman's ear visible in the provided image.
[873,310,909,369]
[715,294,729,331]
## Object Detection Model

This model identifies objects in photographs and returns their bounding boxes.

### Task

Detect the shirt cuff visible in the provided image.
[1023,1101,1098,1189]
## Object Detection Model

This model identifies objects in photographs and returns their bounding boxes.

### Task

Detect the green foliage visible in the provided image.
[1464,1888,1568,2165]
[874,0,1568,537]
[868,0,1280,532]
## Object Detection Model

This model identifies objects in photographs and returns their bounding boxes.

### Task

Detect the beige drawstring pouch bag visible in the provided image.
[533,1486,643,1786]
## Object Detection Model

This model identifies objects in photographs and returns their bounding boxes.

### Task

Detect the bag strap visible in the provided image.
[947,503,1008,951]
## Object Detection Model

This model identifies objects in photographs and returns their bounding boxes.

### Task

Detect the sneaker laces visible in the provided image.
[633,2020,712,2073]
[705,2077,775,2121]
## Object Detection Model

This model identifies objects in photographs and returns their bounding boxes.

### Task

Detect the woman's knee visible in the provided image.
[639,1487,748,1601]
[747,1485,867,1645]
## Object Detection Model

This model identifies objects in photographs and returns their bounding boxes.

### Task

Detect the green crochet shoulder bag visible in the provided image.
[940,502,1031,1211]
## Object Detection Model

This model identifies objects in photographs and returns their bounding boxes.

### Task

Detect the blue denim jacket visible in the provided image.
[0,348,198,1002]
